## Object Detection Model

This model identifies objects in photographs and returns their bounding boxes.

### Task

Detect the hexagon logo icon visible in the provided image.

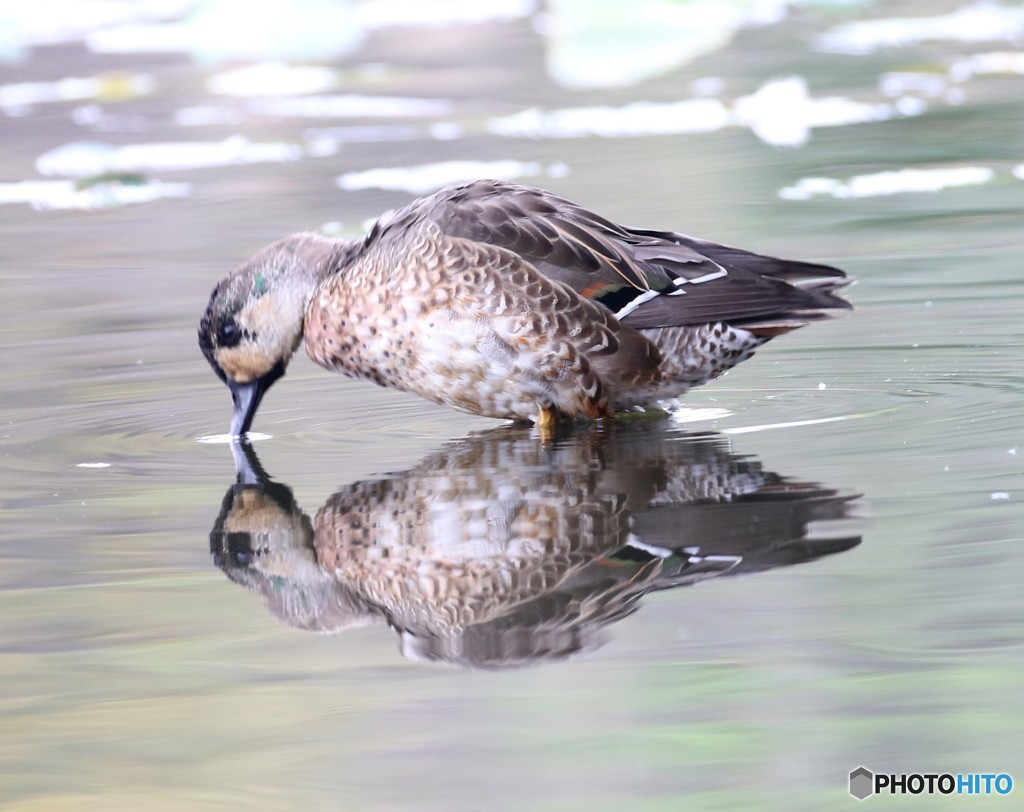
[849,766,874,800]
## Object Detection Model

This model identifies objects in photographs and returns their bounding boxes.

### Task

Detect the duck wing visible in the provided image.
[378,180,850,332]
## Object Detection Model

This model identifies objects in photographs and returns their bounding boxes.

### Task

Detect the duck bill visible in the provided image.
[228,380,264,438]
[228,362,285,438]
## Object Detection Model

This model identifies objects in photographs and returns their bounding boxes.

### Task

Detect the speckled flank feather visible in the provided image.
[306,220,660,421]
[629,323,768,405]
[199,179,852,432]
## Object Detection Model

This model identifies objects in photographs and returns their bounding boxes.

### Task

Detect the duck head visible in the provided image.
[198,232,338,437]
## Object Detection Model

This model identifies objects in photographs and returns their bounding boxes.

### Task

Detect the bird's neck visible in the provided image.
[278,233,361,314]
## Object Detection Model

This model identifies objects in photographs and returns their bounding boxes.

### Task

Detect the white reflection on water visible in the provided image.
[81,0,534,60]
[950,50,1024,79]
[206,63,454,118]
[0,73,154,114]
[779,166,996,200]
[876,50,1024,106]
[0,0,192,57]
[670,407,733,423]
[245,95,453,119]
[486,76,924,147]
[733,76,921,147]
[337,160,569,194]
[207,62,338,97]
[879,71,966,106]
[35,136,301,177]
[540,0,788,89]
[357,0,534,27]
[86,0,365,61]
[486,98,731,138]
[816,2,1024,54]
[722,414,852,436]
[197,433,273,444]
[0,178,191,210]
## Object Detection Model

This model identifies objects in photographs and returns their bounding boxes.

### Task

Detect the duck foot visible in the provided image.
[535,405,562,442]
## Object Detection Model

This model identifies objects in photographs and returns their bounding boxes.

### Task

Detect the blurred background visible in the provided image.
[2,1,1023,809]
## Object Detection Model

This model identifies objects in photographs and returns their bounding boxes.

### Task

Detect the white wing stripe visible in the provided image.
[687,268,728,284]
[614,288,660,319]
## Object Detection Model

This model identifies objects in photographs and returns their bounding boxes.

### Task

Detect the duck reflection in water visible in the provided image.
[209,424,860,669]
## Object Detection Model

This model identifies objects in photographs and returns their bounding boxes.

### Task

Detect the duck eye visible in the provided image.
[217,320,242,347]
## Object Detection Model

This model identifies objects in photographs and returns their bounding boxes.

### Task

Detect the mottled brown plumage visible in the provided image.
[198,180,851,436]
[210,426,862,668]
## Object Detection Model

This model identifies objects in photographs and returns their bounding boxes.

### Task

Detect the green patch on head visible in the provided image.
[253,273,268,296]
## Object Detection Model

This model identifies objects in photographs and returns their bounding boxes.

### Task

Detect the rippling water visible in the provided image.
[3,1,1023,809]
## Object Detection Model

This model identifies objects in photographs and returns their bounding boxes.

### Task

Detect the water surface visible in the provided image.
[2,1,1022,809]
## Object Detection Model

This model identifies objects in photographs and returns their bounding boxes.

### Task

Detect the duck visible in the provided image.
[198,179,851,437]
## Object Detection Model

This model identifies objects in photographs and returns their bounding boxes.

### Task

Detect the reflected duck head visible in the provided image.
[198,232,337,436]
